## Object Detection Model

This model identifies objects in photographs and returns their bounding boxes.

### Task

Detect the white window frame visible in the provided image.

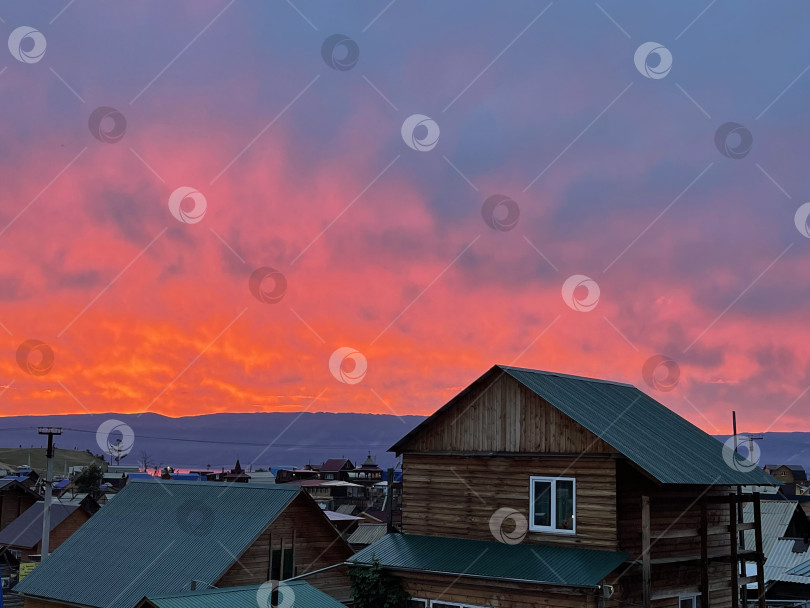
[529,476,576,534]
[679,594,701,608]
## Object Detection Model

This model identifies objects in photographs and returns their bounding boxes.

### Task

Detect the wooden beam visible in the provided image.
[753,492,766,608]
[700,499,710,608]
[729,495,738,608]
[642,495,651,608]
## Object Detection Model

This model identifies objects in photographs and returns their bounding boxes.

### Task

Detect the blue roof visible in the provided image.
[3,476,30,482]
[170,474,202,481]
[16,481,302,608]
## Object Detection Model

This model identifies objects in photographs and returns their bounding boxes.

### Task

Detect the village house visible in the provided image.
[0,481,40,532]
[14,479,354,608]
[0,497,97,562]
[350,365,779,608]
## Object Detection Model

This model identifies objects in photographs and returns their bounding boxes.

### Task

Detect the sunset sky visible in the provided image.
[1,1,809,434]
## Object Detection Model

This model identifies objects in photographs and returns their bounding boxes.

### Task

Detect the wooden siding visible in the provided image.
[402,453,618,550]
[216,493,353,600]
[0,489,38,531]
[23,598,72,608]
[397,373,618,455]
[397,571,600,608]
[612,462,736,607]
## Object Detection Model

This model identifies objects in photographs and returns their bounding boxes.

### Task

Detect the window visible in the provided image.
[529,476,576,534]
[679,594,701,608]
[407,601,428,608]
[270,547,294,580]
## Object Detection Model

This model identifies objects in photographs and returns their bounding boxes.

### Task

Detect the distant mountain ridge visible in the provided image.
[0,412,807,475]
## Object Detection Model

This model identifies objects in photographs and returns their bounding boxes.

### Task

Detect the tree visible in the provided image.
[138,450,154,472]
[349,558,410,608]
[74,463,104,495]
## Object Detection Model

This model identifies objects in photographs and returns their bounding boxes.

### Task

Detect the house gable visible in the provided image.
[392,369,619,456]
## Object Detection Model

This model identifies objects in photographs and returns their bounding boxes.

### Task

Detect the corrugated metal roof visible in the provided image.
[144,580,347,608]
[763,537,810,583]
[742,500,800,558]
[393,366,777,486]
[15,480,301,608]
[349,533,628,588]
[347,523,387,546]
[0,503,78,548]
[787,557,810,577]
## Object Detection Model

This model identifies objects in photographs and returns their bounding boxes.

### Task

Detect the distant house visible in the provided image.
[135,580,348,608]
[0,480,40,532]
[319,459,354,482]
[351,365,779,607]
[275,466,319,484]
[15,480,354,608]
[765,464,808,484]
[219,459,250,483]
[0,498,96,561]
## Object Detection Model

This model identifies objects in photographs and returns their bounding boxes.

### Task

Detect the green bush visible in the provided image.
[349,557,410,608]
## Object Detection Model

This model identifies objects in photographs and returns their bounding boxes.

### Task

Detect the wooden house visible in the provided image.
[15,479,354,608]
[0,481,40,532]
[0,499,96,561]
[319,459,354,482]
[351,365,779,608]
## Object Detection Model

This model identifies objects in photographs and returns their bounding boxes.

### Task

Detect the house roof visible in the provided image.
[349,533,629,589]
[0,503,80,548]
[391,365,779,486]
[142,580,347,608]
[743,500,802,558]
[347,523,388,546]
[763,538,810,584]
[0,478,41,500]
[320,459,352,473]
[15,480,301,608]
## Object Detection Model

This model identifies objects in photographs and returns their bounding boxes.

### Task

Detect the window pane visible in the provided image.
[533,481,551,527]
[555,480,574,531]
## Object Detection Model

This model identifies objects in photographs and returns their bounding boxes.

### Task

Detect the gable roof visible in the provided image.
[391,365,778,486]
[349,533,628,589]
[15,480,301,608]
[320,459,353,473]
[141,580,347,608]
[0,502,81,548]
[0,479,40,499]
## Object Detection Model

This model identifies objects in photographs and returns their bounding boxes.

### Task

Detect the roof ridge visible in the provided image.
[497,365,635,387]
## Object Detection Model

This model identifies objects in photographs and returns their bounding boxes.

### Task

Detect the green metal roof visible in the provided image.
[143,580,348,608]
[393,365,778,486]
[349,533,628,589]
[15,480,301,608]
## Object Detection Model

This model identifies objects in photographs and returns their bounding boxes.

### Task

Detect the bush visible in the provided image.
[349,557,410,608]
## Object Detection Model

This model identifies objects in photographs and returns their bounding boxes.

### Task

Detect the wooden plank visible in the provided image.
[753,492,766,608]
[700,499,710,608]
[729,495,738,608]
[641,495,651,608]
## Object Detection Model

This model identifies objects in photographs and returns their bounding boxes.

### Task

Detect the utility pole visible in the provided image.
[38,427,62,560]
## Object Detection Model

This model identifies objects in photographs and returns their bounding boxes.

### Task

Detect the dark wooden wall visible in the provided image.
[216,493,353,600]
[0,488,38,531]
